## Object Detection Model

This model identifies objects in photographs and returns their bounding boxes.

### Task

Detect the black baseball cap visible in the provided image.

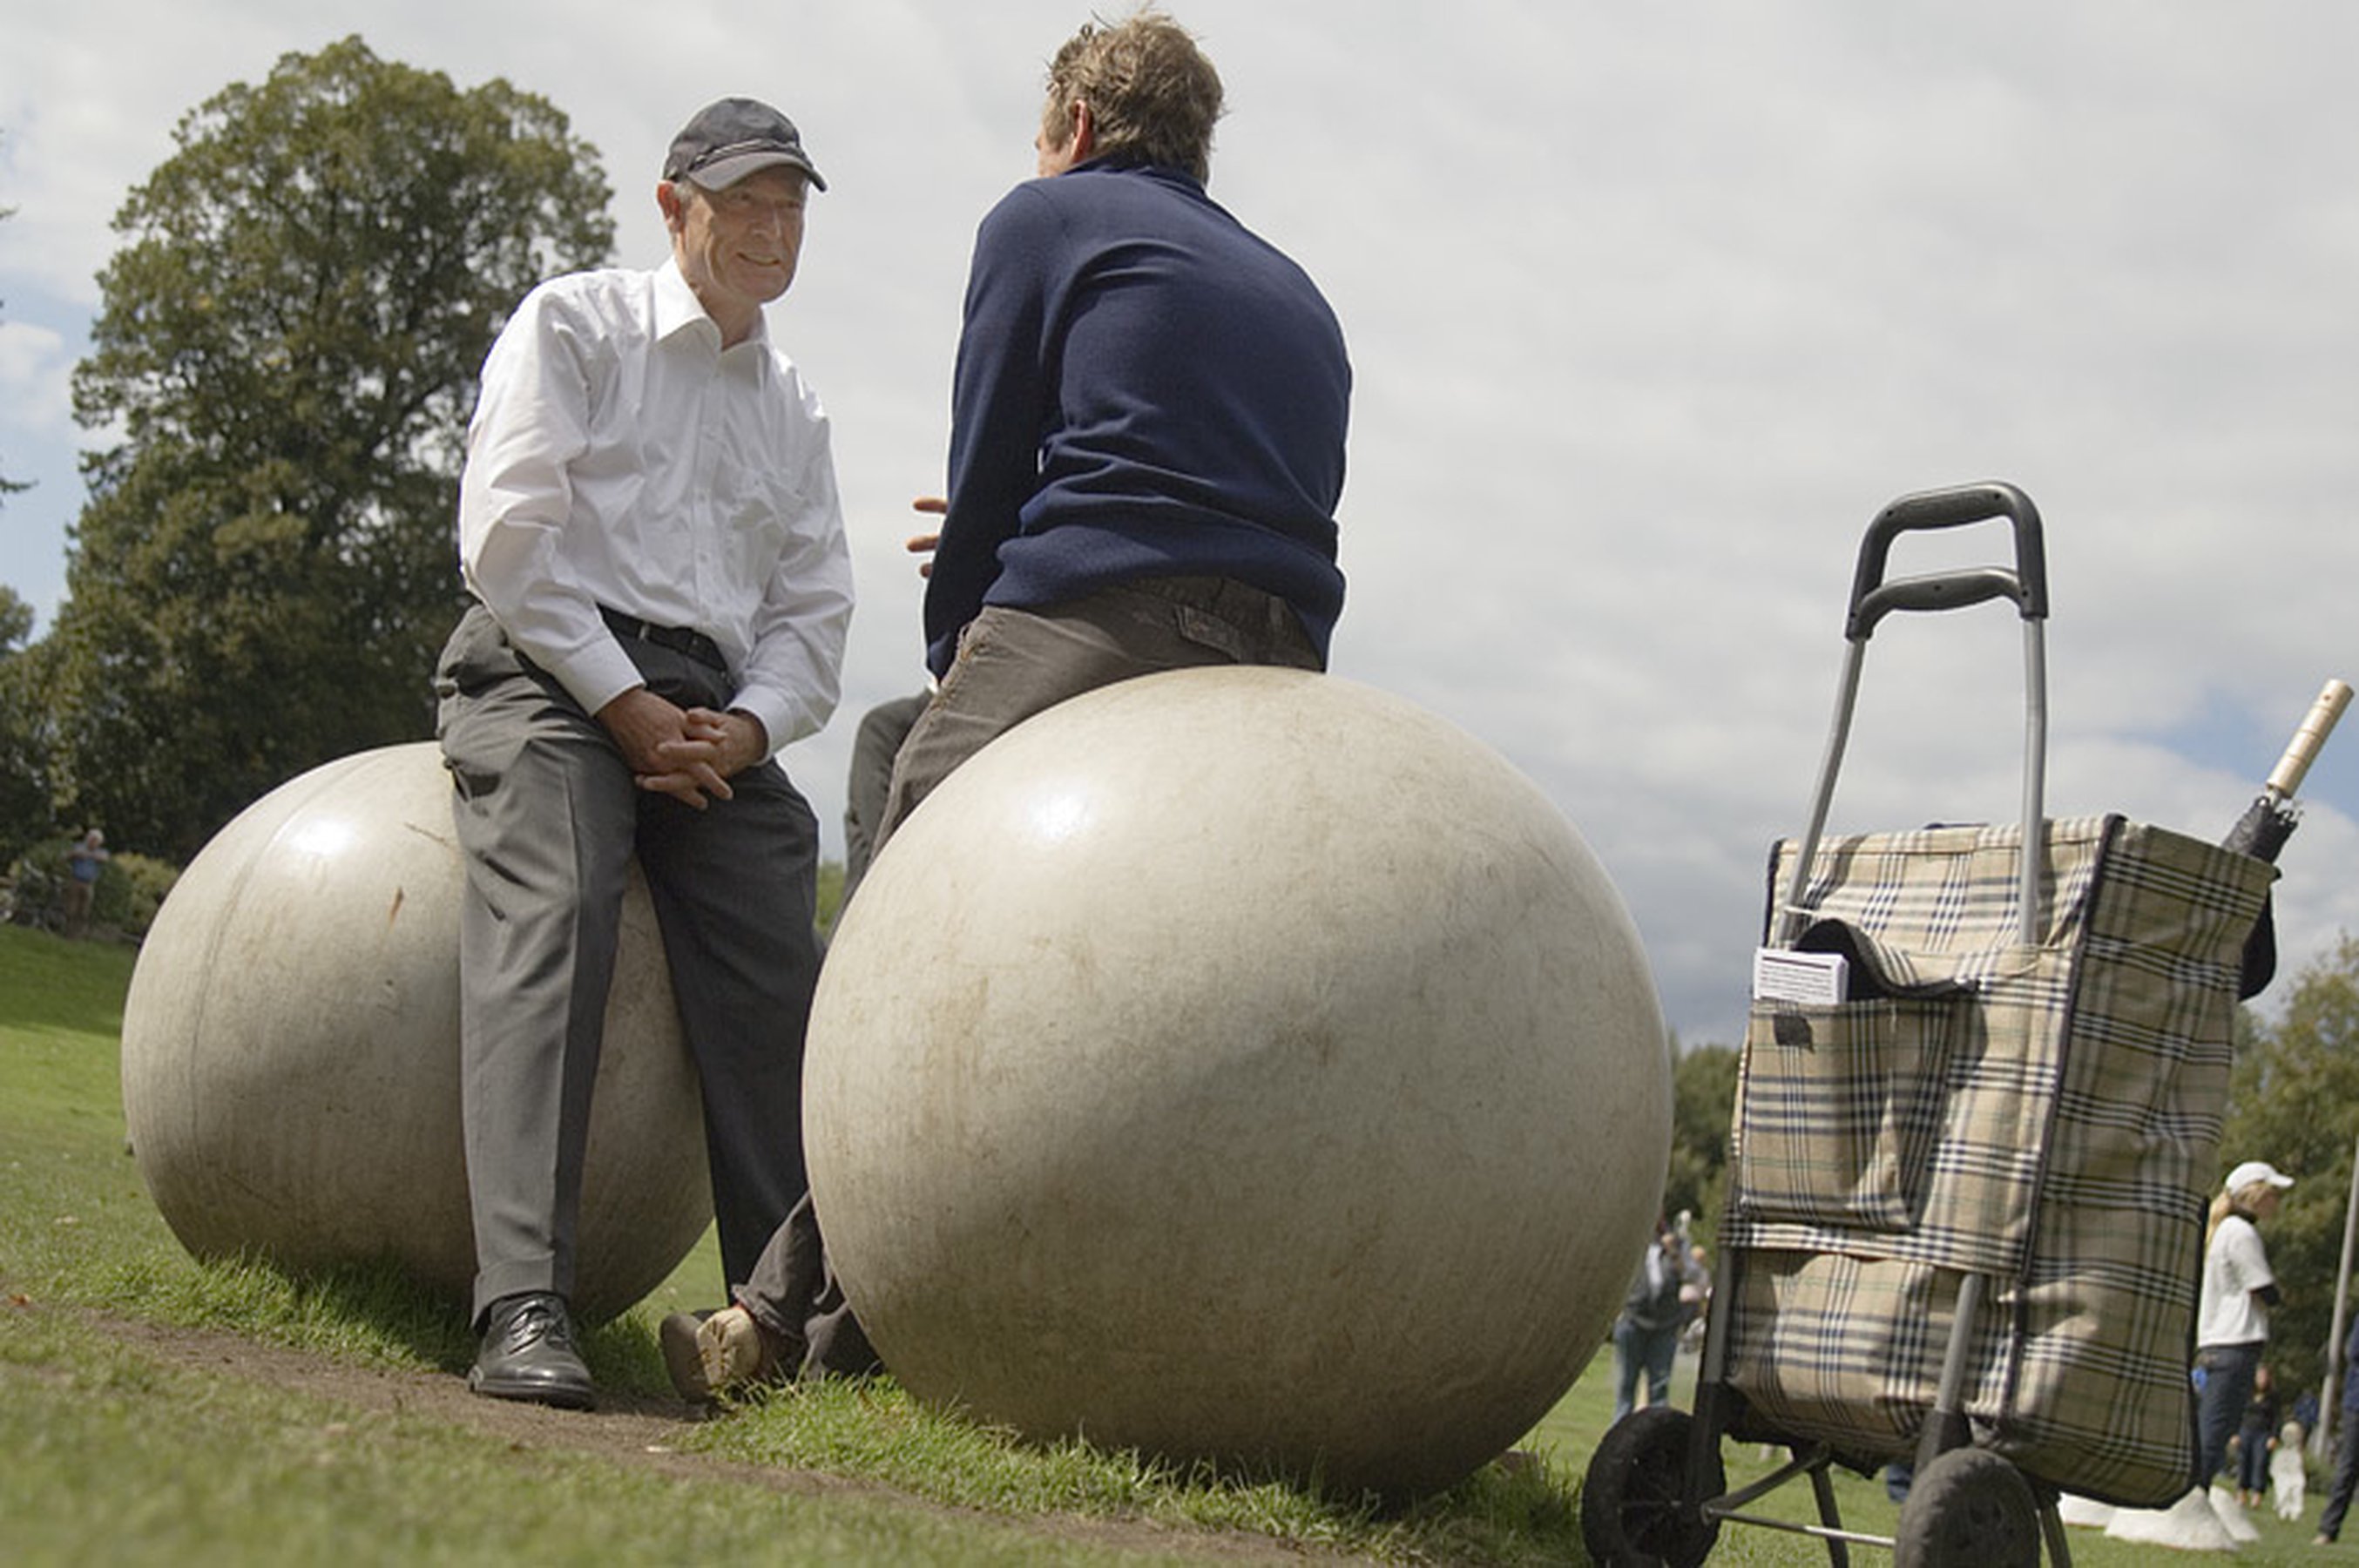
[663,98,827,193]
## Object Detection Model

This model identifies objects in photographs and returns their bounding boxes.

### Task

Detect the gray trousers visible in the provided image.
[739,575,1322,1375]
[840,690,929,903]
[436,604,822,1325]
[878,575,1321,854]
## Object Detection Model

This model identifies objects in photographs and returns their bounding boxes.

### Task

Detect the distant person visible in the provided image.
[1679,1240,1712,1348]
[2316,1314,2359,1544]
[1882,1460,1913,1504]
[2194,1160,2292,1491]
[1612,1219,1694,1422]
[2273,1417,2307,1521]
[2237,1361,2280,1507]
[438,95,851,1410]
[662,7,1352,1401]
[62,828,108,939]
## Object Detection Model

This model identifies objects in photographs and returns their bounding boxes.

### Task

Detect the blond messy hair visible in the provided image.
[2207,1179,2283,1246]
[1039,8,1224,185]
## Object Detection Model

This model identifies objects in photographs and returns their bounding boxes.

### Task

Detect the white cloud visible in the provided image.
[6,0,2359,1044]
[0,318,70,429]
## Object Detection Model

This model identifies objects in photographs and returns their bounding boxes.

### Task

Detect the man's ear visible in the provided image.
[656,179,687,233]
[1069,100,1096,159]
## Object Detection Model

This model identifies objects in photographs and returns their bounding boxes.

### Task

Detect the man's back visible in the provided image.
[930,160,1349,674]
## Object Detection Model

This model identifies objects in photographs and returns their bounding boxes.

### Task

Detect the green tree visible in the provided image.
[2218,935,2359,1407]
[42,37,613,858]
[0,589,30,658]
[0,587,57,860]
[2,161,53,856]
[1665,1040,1739,1243]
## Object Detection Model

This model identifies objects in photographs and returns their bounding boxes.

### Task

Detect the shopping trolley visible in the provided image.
[1581,483,2288,1566]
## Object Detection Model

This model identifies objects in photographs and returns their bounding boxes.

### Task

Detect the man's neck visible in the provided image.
[702,296,760,350]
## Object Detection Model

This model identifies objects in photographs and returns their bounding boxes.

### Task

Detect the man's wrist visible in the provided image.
[727,707,770,763]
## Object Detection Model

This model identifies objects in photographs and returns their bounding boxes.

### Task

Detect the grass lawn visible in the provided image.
[0,922,2341,1563]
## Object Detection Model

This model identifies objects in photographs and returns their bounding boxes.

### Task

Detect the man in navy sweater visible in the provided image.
[662,6,1353,1396]
[876,4,1352,841]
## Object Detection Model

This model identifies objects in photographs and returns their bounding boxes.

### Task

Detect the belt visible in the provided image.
[599,606,729,673]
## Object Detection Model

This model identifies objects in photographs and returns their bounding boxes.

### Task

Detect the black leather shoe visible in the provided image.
[469,1292,595,1409]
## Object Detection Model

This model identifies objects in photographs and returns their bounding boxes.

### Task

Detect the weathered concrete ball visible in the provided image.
[120,742,709,1323]
[805,666,1671,1497]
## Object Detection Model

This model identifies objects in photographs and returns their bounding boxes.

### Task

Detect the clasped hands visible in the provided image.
[598,686,767,808]
[601,496,943,807]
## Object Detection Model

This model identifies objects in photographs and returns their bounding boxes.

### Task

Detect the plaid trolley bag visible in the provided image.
[1580,483,2275,1568]
[1720,813,2270,1504]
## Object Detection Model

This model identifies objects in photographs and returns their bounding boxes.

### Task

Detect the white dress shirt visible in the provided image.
[458,259,853,756]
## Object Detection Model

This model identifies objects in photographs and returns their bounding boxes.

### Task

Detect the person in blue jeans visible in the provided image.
[2193,1161,2291,1492]
[1612,1220,1695,1421]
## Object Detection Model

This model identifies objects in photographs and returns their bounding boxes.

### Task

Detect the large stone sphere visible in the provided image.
[121,742,710,1323]
[806,666,1670,1496]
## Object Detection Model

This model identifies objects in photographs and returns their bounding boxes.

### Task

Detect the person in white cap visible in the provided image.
[436,95,851,1409]
[2193,1159,2294,1492]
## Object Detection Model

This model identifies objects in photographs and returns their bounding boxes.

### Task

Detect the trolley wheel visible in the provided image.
[1579,1406,1723,1568]
[1892,1446,2040,1568]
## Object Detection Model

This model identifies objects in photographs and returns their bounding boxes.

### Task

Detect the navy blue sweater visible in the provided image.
[925,159,1350,678]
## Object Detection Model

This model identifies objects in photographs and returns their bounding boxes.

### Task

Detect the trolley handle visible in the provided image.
[1775,481,2051,950]
[1846,482,2048,640]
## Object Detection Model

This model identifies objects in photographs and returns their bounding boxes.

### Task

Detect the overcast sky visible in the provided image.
[4,3,2356,1049]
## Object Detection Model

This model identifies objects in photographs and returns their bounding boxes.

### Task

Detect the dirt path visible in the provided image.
[35,1300,1331,1563]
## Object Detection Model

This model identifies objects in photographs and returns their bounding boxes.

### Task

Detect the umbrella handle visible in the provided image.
[2266,678,2353,800]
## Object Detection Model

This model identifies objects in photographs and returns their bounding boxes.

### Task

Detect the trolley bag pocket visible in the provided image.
[1735,993,1958,1233]
[1738,917,1970,1233]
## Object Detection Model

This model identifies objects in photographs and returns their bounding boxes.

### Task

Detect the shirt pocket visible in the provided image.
[710,427,808,584]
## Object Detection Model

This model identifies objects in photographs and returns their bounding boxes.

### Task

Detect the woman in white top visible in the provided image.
[2193,1160,2294,1494]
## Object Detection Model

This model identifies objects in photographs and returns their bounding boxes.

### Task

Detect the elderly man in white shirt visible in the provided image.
[436,97,853,1409]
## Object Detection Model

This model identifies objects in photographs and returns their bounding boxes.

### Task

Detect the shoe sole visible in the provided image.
[659,1312,713,1402]
[468,1364,597,1411]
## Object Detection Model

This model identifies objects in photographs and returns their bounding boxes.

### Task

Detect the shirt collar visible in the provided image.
[652,257,772,355]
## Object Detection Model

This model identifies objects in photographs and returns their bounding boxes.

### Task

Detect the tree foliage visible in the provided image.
[0,588,52,858]
[1666,1040,1739,1240]
[41,37,613,858]
[0,587,30,654]
[2,175,53,858]
[2219,935,2359,1409]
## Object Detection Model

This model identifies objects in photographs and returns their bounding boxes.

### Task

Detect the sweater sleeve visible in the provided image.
[924,186,1059,676]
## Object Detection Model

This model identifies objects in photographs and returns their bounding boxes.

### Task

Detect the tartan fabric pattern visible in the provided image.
[1734,997,1954,1233]
[1718,815,2273,1505]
